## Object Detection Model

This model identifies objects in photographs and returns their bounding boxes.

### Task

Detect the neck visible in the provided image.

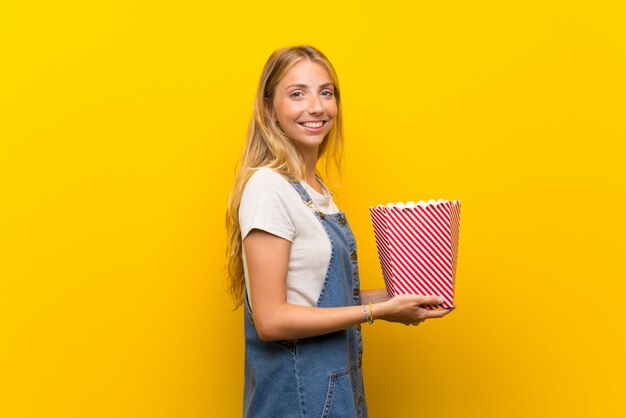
[299,146,319,189]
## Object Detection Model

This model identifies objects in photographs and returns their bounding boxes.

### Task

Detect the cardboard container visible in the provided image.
[370,199,461,310]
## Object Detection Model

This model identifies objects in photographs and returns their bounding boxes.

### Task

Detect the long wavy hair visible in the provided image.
[225,45,344,308]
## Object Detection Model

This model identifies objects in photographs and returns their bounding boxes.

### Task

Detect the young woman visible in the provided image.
[225,45,454,418]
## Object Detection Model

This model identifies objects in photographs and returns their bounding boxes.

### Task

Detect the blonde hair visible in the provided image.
[225,45,344,308]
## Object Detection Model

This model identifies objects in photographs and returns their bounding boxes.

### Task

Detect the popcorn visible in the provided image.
[370,199,461,310]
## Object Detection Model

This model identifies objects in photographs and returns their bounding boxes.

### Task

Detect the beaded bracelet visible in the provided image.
[361,304,371,324]
[362,304,374,325]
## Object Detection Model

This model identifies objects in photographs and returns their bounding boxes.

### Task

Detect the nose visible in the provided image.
[307,95,323,115]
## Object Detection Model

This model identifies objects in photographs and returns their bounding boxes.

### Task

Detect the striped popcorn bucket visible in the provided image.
[370,199,461,310]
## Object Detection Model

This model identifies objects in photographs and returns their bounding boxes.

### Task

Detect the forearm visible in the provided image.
[254,303,372,341]
[253,292,450,341]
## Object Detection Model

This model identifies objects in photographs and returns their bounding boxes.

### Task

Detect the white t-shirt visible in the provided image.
[239,167,340,307]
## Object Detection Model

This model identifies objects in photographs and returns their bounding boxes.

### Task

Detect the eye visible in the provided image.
[321,90,334,97]
[290,91,303,98]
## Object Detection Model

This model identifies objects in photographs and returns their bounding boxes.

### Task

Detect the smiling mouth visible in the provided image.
[298,121,327,129]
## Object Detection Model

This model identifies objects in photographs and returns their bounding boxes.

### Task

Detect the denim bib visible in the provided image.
[243,176,367,417]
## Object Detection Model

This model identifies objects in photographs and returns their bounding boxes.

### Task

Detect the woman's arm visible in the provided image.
[244,229,453,341]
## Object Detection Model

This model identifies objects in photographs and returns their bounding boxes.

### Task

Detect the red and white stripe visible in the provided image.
[370,200,461,310]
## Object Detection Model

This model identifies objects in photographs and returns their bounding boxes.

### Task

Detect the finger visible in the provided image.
[420,308,454,319]
[413,295,445,306]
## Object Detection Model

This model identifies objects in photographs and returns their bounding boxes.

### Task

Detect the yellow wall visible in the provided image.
[1,1,625,417]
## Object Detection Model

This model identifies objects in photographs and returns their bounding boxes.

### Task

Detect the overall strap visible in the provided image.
[284,175,317,211]
[284,174,341,222]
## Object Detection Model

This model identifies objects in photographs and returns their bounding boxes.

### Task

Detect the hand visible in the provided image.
[375,294,455,326]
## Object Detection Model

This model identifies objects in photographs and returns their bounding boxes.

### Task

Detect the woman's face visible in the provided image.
[271,60,337,155]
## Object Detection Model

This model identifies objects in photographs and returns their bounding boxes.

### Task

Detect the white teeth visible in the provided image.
[300,121,324,128]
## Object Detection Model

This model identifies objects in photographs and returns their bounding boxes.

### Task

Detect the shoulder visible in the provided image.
[239,168,299,241]
[243,167,295,199]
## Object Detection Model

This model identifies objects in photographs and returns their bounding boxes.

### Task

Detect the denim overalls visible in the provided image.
[243,176,367,418]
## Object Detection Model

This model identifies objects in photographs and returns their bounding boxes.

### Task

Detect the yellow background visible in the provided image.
[1,1,625,417]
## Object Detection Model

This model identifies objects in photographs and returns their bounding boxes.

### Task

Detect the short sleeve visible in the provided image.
[238,169,296,242]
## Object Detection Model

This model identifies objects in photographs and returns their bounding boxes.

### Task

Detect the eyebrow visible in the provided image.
[286,83,334,90]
